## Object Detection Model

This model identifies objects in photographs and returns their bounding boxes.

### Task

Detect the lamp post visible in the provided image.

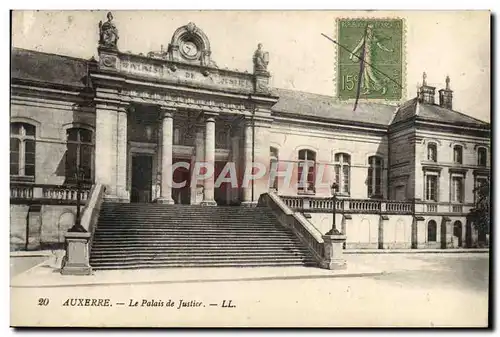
[326,182,341,235]
[320,181,347,270]
[68,166,87,233]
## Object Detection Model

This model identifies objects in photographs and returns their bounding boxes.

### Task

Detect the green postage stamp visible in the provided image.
[336,18,405,101]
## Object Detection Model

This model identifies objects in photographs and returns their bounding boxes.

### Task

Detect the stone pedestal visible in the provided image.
[60,232,92,275]
[320,234,347,270]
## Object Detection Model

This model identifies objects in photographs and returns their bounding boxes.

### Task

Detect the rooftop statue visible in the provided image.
[99,12,119,49]
[253,43,269,74]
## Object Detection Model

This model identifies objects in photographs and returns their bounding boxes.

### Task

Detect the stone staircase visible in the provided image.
[89,203,317,270]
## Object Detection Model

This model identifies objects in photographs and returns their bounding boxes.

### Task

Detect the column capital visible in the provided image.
[160,106,176,119]
[117,103,131,114]
[202,111,219,122]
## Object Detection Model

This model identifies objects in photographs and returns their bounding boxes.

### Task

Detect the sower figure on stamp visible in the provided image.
[349,24,393,95]
[99,12,119,49]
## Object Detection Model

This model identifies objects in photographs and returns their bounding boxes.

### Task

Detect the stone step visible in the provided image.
[95,225,283,229]
[91,261,318,270]
[96,221,278,226]
[99,213,276,222]
[90,205,314,270]
[92,241,306,250]
[94,229,292,234]
[92,241,301,247]
[90,255,315,263]
[91,251,311,260]
[90,249,310,256]
[92,234,298,239]
[91,242,304,249]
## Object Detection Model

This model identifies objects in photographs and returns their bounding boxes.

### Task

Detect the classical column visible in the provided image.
[191,122,205,205]
[241,119,253,204]
[230,134,241,203]
[115,104,129,201]
[252,119,271,201]
[95,103,117,197]
[201,114,217,206]
[157,107,175,204]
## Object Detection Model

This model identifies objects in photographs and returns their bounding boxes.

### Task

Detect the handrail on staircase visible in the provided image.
[79,183,106,250]
[258,191,325,264]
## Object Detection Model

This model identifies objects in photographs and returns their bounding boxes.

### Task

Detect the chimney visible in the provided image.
[417,72,436,105]
[438,76,453,110]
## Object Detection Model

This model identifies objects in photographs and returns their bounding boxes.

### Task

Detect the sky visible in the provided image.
[11,10,491,122]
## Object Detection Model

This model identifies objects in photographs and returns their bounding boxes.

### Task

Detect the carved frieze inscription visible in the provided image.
[122,90,247,111]
[118,58,253,92]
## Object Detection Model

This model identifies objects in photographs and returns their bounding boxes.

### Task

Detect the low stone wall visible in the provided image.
[10,204,77,251]
[305,212,478,249]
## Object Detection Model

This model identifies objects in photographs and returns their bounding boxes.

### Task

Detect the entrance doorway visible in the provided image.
[214,161,231,205]
[453,221,463,247]
[131,154,153,203]
[465,222,473,248]
[172,158,191,204]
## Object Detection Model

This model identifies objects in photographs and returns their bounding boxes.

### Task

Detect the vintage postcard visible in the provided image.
[9,10,490,327]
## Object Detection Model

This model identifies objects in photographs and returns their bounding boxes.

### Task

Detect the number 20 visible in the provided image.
[38,298,49,306]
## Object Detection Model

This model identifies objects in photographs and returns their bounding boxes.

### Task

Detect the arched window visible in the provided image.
[10,122,36,179]
[334,153,351,195]
[269,147,279,191]
[367,156,383,198]
[477,147,487,167]
[427,143,437,162]
[427,220,437,242]
[453,145,463,164]
[298,149,316,194]
[66,128,94,182]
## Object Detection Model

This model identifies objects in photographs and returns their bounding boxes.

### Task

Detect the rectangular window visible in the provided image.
[10,138,20,175]
[451,177,463,203]
[335,165,340,189]
[342,165,349,194]
[453,147,463,164]
[65,143,78,179]
[478,148,487,166]
[307,162,315,190]
[375,166,382,195]
[24,139,36,177]
[81,144,93,180]
[475,177,488,201]
[298,161,315,192]
[367,167,373,196]
[425,175,438,201]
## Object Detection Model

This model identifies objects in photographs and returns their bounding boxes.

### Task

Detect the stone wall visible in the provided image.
[10,204,77,251]
[305,211,476,249]
[11,95,95,185]
[269,122,388,199]
[388,126,416,200]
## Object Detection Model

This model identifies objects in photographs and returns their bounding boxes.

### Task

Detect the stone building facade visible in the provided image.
[10,16,490,251]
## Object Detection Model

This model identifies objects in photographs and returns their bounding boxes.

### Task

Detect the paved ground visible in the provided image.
[10,255,50,278]
[10,253,489,327]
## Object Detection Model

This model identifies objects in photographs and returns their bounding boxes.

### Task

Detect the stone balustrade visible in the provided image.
[279,195,472,215]
[10,183,91,205]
